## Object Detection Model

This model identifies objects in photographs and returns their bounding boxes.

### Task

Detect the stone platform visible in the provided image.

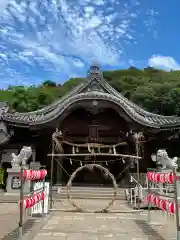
[32,199,176,240]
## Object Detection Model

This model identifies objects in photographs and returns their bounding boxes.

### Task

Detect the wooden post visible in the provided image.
[147,176,151,222]
[18,166,24,240]
[173,168,180,240]
[135,140,140,210]
[50,143,54,210]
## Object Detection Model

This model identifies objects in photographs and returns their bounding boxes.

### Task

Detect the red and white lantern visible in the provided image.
[146,193,151,203]
[169,201,175,214]
[23,169,47,181]
[157,198,161,208]
[159,173,165,183]
[161,200,167,211]
[157,173,161,183]
[41,191,45,200]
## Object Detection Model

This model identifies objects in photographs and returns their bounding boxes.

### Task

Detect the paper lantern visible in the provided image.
[33,171,37,180]
[30,170,34,180]
[26,198,31,208]
[29,170,33,180]
[35,194,38,202]
[23,199,28,209]
[168,172,173,184]
[149,172,153,181]
[154,173,157,182]
[169,202,175,214]
[151,172,155,182]
[157,198,161,208]
[25,170,29,180]
[153,195,157,205]
[146,193,152,203]
[41,191,45,200]
[151,194,155,204]
[156,173,160,183]
[147,172,150,181]
[37,170,41,180]
[23,170,27,179]
[161,200,167,211]
[29,197,34,207]
[160,173,165,183]
[164,173,171,184]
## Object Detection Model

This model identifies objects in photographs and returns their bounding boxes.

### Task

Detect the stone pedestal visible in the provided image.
[6,168,30,195]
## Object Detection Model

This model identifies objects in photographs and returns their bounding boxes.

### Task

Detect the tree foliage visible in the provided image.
[1,67,180,116]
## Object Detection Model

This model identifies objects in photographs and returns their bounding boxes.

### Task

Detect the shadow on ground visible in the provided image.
[135,219,165,240]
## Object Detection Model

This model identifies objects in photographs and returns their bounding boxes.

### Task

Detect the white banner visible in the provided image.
[31,182,49,215]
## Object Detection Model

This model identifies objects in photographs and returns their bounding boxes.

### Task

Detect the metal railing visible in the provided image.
[126,174,176,209]
[125,175,144,208]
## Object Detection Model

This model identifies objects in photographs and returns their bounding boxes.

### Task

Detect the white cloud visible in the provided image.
[0,0,9,15]
[0,0,158,87]
[148,55,180,70]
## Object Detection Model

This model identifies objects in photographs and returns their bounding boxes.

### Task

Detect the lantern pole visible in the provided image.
[173,167,180,240]
[136,140,140,210]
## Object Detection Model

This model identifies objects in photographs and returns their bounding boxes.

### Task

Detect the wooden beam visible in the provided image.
[48,153,142,159]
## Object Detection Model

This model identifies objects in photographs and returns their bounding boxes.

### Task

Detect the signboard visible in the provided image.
[11,176,21,189]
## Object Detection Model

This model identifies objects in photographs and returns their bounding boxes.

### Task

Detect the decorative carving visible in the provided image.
[133,132,144,156]
[87,64,102,82]
[11,146,32,169]
[11,176,21,189]
[156,149,178,169]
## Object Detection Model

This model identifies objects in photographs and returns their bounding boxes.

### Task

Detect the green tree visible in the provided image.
[1,67,180,115]
[42,80,57,87]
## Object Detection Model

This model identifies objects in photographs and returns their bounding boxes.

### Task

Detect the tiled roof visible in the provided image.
[1,65,180,129]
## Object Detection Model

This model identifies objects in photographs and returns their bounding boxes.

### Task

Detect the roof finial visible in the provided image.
[87,64,102,81]
[90,64,100,72]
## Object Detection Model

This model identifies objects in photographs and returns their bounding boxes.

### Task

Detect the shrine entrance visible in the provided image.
[50,106,142,187]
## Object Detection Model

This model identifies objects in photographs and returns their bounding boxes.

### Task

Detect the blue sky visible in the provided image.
[0,0,180,88]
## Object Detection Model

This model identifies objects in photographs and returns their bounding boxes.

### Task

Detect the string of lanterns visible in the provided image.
[146,192,176,214]
[146,171,178,184]
[21,169,47,209]
[23,191,45,209]
[23,169,47,180]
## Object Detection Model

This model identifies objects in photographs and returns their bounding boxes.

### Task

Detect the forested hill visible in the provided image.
[1,67,180,116]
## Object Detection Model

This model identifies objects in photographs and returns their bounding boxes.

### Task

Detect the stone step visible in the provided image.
[0,187,128,202]
[54,186,126,200]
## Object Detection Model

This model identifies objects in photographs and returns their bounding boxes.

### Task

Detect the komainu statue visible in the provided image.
[11,146,32,169]
[156,149,178,169]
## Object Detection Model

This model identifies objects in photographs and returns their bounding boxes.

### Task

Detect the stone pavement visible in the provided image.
[32,199,177,240]
[0,203,20,239]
